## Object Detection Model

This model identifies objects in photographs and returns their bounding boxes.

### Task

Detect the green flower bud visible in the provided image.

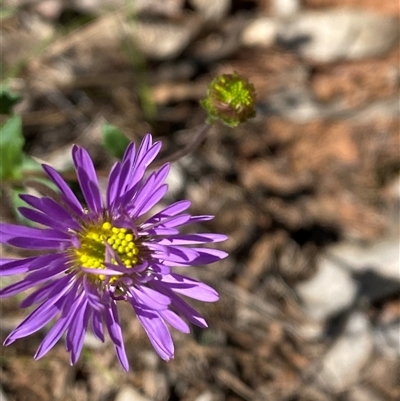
[201,72,256,128]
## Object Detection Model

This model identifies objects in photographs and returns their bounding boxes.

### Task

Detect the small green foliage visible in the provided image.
[0,85,22,114]
[0,7,17,22]
[201,72,256,127]
[0,115,24,179]
[101,123,130,160]
[11,187,32,225]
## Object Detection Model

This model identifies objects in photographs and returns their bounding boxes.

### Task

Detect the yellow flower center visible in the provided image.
[76,222,139,281]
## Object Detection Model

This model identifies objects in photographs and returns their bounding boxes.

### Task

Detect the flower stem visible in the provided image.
[151,123,211,168]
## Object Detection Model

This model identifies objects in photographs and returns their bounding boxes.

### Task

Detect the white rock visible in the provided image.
[265,87,341,123]
[349,97,400,124]
[0,387,8,401]
[83,332,107,349]
[327,238,400,283]
[385,174,400,236]
[271,0,300,17]
[278,10,399,62]
[297,320,325,341]
[72,0,184,15]
[348,386,385,401]
[195,390,224,401]
[164,162,185,197]
[115,386,153,401]
[130,18,202,59]
[189,0,231,22]
[35,0,63,19]
[72,0,125,13]
[388,174,400,202]
[374,321,400,358]
[263,93,399,124]
[317,312,374,391]
[296,255,357,320]
[241,18,279,47]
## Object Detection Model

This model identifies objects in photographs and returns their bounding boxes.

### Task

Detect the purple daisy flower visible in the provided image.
[0,134,227,370]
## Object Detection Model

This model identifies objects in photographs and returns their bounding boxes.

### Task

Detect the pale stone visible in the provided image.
[278,10,399,62]
[295,255,357,320]
[189,0,231,22]
[241,18,279,47]
[271,0,301,17]
[317,312,374,391]
[115,386,153,401]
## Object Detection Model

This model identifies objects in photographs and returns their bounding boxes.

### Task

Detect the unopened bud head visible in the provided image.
[201,72,256,127]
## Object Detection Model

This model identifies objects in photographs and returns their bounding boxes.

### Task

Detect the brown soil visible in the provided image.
[0,1,399,401]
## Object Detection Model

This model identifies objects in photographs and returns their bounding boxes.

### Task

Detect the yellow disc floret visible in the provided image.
[75,221,139,281]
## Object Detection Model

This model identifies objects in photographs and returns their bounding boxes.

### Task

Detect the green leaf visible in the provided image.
[101,123,130,160]
[21,154,42,172]
[20,155,59,191]
[0,7,17,21]
[11,187,33,226]
[0,85,22,114]
[0,115,25,179]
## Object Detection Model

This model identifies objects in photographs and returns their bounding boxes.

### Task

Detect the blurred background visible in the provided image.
[0,1,399,400]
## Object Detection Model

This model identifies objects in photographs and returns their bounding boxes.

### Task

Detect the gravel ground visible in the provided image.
[1,1,399,400]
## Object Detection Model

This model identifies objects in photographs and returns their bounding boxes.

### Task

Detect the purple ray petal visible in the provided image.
[154,286,208,328]
[0,256,38,276]
[148,244,200,264]
[34,290,83,360]
[0,224,71,241]
[23,257,68,282]
[20,274,73,308]
[6,280,77,344]
[171,296,208,328]
[1,268,61,298]
[156,233,228,245]
[66,299,90,364]
[159,274,219,302]
[19,195,81,231]
[113,142,140,198]
[135,134,153,162]
[106,162,122,208]
[127,163,170,214]
[133,305,174,361]
[144,228,180,236]
[121,140,159,196]
[0,225,72,250]
[153,164,170,186]
[143,214,191,231]
[103,297,122,347]
[158,309,190,333]
[81,267,125,276]
[91,308,105,342]
[5,237,70,250]
[18,207,67,232]
[185,215,214,224]
[134,185,169,219]
[42,164,84,216]
[190,248,229,264]
[4,302,61,345]
[144,200,192,225]
[129,286,171,311]
[104,300,129,371]
[143,200,191,228]
[121,140,136,166]
[72,145,103,213]
[147,262,170,275]
[128,172,156,209]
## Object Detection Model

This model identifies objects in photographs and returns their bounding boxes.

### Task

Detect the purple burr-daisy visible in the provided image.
[0,134,227,370]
